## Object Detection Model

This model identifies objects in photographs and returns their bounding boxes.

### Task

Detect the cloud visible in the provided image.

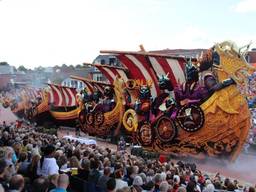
[232,0,256,13]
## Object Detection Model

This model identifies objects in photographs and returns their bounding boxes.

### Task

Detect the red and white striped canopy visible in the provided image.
[100,51,186,97]
[70,75,112,95]
[24,87,43,100]
[48,84,78,107]
[93,64,129,84]
[83,80,104,94]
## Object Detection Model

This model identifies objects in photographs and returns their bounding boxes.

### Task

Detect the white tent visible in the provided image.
[0,104,17,124]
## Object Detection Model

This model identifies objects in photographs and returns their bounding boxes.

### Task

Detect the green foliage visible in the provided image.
[18,65,28,72]
[34,66,44,72]
[0,62,9,66]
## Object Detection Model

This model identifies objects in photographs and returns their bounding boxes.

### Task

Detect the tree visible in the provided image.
[75,64,82,68]
[18,65,28,72]
[34,66,44,72]
[61,64,68,68]
[0,61,9,66]
[69,64,75,70]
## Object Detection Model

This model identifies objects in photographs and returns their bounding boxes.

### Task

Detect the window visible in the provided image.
[93,74,103,81]
[245,54,250,63]
[109,58,116,65]
[94,66,100,72]
[100,59,106,64]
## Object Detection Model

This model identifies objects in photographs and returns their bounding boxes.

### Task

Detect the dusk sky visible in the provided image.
[0,0,256,69]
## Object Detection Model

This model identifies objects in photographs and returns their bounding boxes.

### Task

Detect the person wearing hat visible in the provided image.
[37,145,59,177]
[174,61,208,106]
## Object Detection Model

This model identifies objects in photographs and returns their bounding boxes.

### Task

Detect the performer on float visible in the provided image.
[134,84,152,122]
[80,87,93,113]
[117,136,126,154]
[152,74,177,118]
[174,61,208,106]
[90,88,104,113]
[102,86,115,112]
[199,49,236,101]
[203,73,236,100]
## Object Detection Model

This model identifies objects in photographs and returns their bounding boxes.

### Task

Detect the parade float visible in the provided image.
[98,41,255,161]
[71,75,126,138]
[30,88,54,126]
[45,84,80,127]
[1,40,254,161]
[1,87,42,120]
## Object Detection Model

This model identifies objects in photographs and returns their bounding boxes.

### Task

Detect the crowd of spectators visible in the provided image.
[244,109,256,153]
[0,121,256,192]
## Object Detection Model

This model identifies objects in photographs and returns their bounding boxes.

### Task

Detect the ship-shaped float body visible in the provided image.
[91,41,255,161]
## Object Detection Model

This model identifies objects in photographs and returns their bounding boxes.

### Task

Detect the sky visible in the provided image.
[0,0,256,69]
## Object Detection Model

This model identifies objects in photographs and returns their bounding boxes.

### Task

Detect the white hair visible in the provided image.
[133,176,143,186]
[161,172,167,181]
[173,175,180,184]
[159,181,170,192]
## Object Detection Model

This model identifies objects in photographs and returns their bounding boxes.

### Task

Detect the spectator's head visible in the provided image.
[174,175,180,184]
[224,178,230,188]
[144,181,155,191]
[132,165,139,175]
[104,167,111,176]
[90,158,99,170]
[213,180,222,190]
[161,172,167,181]
[147,169,155,177]
[106,178,116,192]
[9,174,25,192]
[103,158,111,167]
[57,155,67,168]
[57,174,69,189]
[27,143,33,152]
[186,181,196,192]
[0,158,8,178]
[249,187,255,192]
[0,148,6,159]
[159,181,171,192]
[205,183,215,192]
[32,177,49,192]
[139,172,147,184]
[133,175,143,186]
[227,182,236,191]
[12,142,22,154]
[178,186,187,192]
[2,131,9,139]
[115,169,124,179]
[18,152,28,163]
[5,146,14,160]
[119,186,130,192]
[42,145,55,157]
[154,173,163,185]
[69,156,80,168]
[73,148,81,160]
[81,158,90,171]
